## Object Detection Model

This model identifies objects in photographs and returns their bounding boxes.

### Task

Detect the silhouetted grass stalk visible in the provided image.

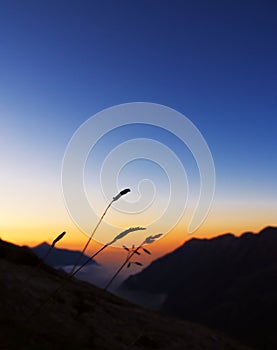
[24,231,66,284]
[42,231,66,263]
[70,189,131,274]
[104,249,138,291]
[104,233,162,290]
[71,227,146,277]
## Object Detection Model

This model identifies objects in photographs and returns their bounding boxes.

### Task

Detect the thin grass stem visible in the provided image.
[104,243,143,291]
[70,188,130,275]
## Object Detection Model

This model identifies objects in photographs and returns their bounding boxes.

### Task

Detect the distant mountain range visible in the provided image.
[0,238,251,350]
[119,226,277,350]
[32,242,97,268]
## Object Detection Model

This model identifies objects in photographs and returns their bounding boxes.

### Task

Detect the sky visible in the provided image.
[0,0,276,262]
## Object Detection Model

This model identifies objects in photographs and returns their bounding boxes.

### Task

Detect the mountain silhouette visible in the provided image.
[119,227,277,350]
[32,242,97,268]
[0,238,252,350]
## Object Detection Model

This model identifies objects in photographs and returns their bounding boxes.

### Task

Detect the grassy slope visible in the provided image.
[0,239,252,350]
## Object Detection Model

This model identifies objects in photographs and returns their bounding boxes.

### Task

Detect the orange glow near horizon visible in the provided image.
[2,152,276,261]
[2,206,276,267]
[3,189,276,247]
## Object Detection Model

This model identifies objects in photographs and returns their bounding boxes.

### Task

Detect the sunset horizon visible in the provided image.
[0,2,276,348]
[1,2,276,261]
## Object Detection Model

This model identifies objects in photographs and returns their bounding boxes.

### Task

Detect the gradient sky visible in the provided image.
[0,0,276,258]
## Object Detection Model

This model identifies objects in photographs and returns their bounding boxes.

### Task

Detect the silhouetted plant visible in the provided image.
[70,189,131,274]
[24,231,66,284]
[43,231,66,262]
[70,227,146,277]
[104,233,163,290]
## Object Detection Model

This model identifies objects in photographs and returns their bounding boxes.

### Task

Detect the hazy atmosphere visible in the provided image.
[1,1,277,350]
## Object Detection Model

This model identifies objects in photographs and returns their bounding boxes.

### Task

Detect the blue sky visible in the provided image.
[0,0,276,246]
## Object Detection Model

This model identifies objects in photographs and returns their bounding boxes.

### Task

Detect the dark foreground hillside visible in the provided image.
[119,227,277,350]
[0,239,252,350]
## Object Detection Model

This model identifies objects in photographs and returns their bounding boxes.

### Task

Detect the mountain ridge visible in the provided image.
[32,241,97,268]
[119,226,277,349]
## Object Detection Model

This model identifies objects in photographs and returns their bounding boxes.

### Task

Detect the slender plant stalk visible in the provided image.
[71,227,145,277]
[41,231,66,263]
[70,189,130,275]
[126,331,145,350]
[104,243,143,291]
[41,244,52,263]
[69,202,113,274]
[104,233,163,291]
[71,244,108,276]
[24,231,66,284]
